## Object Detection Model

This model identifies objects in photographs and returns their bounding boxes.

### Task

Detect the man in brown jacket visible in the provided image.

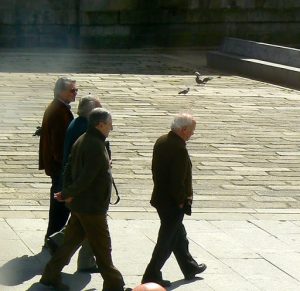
[39,77,77,242]
[39,108,129,291]
[141,113,206,287]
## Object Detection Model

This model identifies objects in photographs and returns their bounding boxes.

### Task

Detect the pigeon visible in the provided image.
[178,88,190,95]
[195,74,213,85]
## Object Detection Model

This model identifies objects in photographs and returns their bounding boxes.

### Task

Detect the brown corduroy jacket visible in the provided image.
[150,131,193,209]
[39,99,74,177]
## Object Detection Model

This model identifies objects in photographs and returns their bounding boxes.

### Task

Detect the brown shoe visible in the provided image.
[40,277,69,290]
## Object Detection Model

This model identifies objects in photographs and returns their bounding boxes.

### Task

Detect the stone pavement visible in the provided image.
[1,218,300,291]
[0,48,300,220]
[0,48,300,290]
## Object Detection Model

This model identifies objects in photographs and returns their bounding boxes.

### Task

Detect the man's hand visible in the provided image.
[54,192,73,203]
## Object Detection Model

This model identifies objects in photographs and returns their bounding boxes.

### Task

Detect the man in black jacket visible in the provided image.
[142,113,207,287]
[40,108,129,291]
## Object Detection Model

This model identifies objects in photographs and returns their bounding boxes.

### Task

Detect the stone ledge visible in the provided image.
[207,50,300,89]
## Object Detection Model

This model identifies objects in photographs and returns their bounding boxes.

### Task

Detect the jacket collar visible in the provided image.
[87,126,106,142]
[54,98,71,110]
[168,130,186,146]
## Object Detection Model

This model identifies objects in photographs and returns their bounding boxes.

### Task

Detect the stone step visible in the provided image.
[220,37,300,68]
[207,38,300,89]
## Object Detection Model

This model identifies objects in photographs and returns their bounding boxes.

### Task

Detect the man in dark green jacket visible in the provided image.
[142,113,207,287]
[40,108,128,291]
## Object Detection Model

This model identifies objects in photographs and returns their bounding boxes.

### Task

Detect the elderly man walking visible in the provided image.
[46,95,102,273]
[40,108,130,291]
[141,113,207,287]
[39,77,77,243]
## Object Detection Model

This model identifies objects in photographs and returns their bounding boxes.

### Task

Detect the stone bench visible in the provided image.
[207,37,300,89]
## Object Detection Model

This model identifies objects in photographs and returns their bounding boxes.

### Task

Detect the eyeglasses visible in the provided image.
[70,88,78,94]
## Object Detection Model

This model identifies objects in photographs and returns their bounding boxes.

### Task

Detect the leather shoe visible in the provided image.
[77,266,100,273]
[40,277,69,290]
[141,278,171,287]
[184,263,207,280]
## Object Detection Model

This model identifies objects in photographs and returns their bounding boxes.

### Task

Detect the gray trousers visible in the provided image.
[50,226,96,269]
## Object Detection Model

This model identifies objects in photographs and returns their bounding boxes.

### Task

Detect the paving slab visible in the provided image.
[0,218,299,290]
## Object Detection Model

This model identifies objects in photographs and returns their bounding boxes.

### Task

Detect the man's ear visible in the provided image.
[182,126,188,132]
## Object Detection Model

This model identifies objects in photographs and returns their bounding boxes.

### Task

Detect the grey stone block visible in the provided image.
[80,0,139,12]
[81,11,119,25]
[207,50,300,89]
[221,37,300,68]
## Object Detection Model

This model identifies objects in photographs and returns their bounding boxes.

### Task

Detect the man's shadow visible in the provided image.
[0,249,91,291]
[0,251,46,286]
[26,272,93,291]
[167,277,203,290]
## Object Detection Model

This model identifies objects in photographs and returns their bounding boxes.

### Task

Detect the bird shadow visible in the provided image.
[26,272,92,291]
[0,250,48,286]
[167,277,203,290]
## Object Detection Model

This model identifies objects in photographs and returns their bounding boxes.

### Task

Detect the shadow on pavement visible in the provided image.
[0,252,45,286]
[167,277,203,290]
[26,272,92,291]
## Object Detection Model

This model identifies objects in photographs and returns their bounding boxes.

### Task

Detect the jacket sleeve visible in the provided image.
[169,147,189,205]
[62,142,105,198]
[62,154,73,192]
[49,111,69,164]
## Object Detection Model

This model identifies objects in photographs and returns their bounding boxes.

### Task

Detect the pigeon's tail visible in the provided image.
[202,77,213,83]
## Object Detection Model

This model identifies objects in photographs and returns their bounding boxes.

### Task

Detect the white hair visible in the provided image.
[54,77,76,99]
[77,95,101,118]
[171,113,195,131]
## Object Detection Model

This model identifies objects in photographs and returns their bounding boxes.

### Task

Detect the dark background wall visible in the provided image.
[1,0,300,48]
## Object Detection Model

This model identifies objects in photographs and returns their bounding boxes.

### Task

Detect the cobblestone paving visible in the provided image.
[0,49,300,219]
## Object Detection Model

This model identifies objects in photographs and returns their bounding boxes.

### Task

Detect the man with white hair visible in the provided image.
[39,77,77,244]
[142,113,207,287]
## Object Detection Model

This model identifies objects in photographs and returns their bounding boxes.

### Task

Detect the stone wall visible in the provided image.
[0,0,300,48]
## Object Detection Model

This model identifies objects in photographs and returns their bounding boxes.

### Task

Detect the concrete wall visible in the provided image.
[1,0,300,48]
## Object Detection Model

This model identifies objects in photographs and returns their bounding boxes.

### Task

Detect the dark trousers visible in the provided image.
[45,175,70,238]
[41,212,124,291]
[142,206,199,281]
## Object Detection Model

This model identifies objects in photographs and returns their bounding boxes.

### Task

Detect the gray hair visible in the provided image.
[171,113,195,131]
[88,108,111,129]
[53,77,76,99]
[77,95,101,118]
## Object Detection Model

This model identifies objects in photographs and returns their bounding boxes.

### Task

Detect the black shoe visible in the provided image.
[141,278,171,287]
[77,266,100,273]
[40,277,69,290]
[184,263,207,280]
[44,237,59,255]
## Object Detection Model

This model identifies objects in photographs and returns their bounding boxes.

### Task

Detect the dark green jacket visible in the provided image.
[150,131,193,209]
[62,127,112,214]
